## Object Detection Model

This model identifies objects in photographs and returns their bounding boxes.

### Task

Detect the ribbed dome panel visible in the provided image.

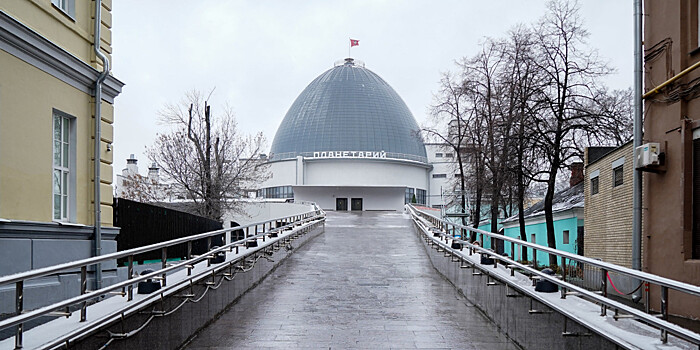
[270,60,426,160]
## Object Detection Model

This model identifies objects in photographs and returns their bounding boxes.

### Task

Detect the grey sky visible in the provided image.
[111,0,633,180]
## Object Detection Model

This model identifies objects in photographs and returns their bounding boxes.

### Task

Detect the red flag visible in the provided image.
[350,39,359,47]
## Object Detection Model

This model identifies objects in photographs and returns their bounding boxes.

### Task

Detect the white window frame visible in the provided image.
[52,110,76,222]
[51,0,75,19]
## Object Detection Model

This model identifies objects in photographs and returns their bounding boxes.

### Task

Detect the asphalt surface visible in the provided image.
[185,211,520,349]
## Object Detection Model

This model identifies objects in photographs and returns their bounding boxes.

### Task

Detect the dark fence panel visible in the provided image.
[114,198,223,264]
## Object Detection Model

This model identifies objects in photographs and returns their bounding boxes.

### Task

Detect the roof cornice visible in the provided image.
[0,10,124,103]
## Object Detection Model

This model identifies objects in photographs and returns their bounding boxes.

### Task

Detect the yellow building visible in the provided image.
[0,0,123,284]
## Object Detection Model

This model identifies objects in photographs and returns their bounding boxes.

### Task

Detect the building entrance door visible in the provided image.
[336,198,348,211]
[351,198,363,211]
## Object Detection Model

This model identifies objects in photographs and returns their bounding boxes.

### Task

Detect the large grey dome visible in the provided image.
[270,59,427,162]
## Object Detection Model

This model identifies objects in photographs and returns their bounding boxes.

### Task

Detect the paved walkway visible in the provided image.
[185,211,520,349]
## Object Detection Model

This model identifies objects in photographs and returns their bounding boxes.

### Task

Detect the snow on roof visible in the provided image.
[502,181,584,224]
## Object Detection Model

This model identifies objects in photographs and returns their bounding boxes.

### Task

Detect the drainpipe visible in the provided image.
[93,0,110,291]
[632,0,643,302]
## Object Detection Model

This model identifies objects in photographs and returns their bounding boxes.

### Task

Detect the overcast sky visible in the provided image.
[111,0,633,180]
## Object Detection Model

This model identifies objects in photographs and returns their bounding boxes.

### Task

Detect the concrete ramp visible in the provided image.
[185,211,519,349]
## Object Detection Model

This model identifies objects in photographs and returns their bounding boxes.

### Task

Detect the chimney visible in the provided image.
[570,162,584,187]
[148,162,159,183]
[125,154,138,175]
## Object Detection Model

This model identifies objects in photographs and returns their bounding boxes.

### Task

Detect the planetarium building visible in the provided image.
[259,58,449,211]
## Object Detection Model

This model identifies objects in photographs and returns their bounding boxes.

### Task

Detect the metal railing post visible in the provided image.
[206,237,212,267]
[127,255,134,301]
[161,247,167,287]
[532,248,537,270]
[645,282,650,314]
[187,241,193,276]
[561,257,567,299]
[80,266,87,322]
[15,281,23,349]
[601,268,608,316]
[661,286,668,343]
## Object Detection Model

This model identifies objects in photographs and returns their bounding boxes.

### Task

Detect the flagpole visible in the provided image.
[348,37,351,58]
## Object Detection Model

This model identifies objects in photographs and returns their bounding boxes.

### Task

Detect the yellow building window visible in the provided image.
[51,0,75,19]
[53,114,70,221]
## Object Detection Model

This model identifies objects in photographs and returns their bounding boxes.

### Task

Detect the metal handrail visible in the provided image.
[408,205,700,298]
[0,213,324,330]
[0,208,326,349]
[0,210,319,286]
[409,211,700,347]
[407,204,700,346]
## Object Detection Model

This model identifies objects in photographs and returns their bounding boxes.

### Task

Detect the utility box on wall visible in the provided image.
[635,142,661,168]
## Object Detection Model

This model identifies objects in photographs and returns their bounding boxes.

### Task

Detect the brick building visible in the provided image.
[584,142,635,268]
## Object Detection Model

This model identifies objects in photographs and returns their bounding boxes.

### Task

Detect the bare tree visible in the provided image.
[461,40,508,241]
[464,92,488,236]
[424,0,632,262]
[500,26,544,261]
[531,0,614,266]
[148,90,268,221]
[424,72,472,230]
[117,173,174,203]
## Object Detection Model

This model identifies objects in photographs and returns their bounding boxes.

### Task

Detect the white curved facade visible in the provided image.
[260,59,455,211]
[261,156,430,211]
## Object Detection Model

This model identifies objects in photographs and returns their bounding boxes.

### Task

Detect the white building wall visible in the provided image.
[261,156,437,210]
[304,159,427,189]
[222,202,315,227]
[428,161,454,207]
[263,160,297,188]
[294,186,405,211]
[425,144,456,208]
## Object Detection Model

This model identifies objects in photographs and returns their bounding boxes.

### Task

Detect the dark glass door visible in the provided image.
[336,198,348,211]
[351,198,363,211]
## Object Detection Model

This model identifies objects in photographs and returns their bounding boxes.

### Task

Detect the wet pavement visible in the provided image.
[185,211,520,349]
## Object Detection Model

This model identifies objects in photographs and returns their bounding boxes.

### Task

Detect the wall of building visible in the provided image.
[263,159,298,187]
[295,186,405,211]
[2,0,114,67]
[584,143,635,268]
[0,1,123,314]
[304,159,428,190]
[0,0,119,227]
[503,214,581,266]
[643,1,700,319]
[425,144,456,208]
[223,202,316,227]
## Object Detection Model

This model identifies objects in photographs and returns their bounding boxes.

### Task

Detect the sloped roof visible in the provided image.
[502,181,584,224]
